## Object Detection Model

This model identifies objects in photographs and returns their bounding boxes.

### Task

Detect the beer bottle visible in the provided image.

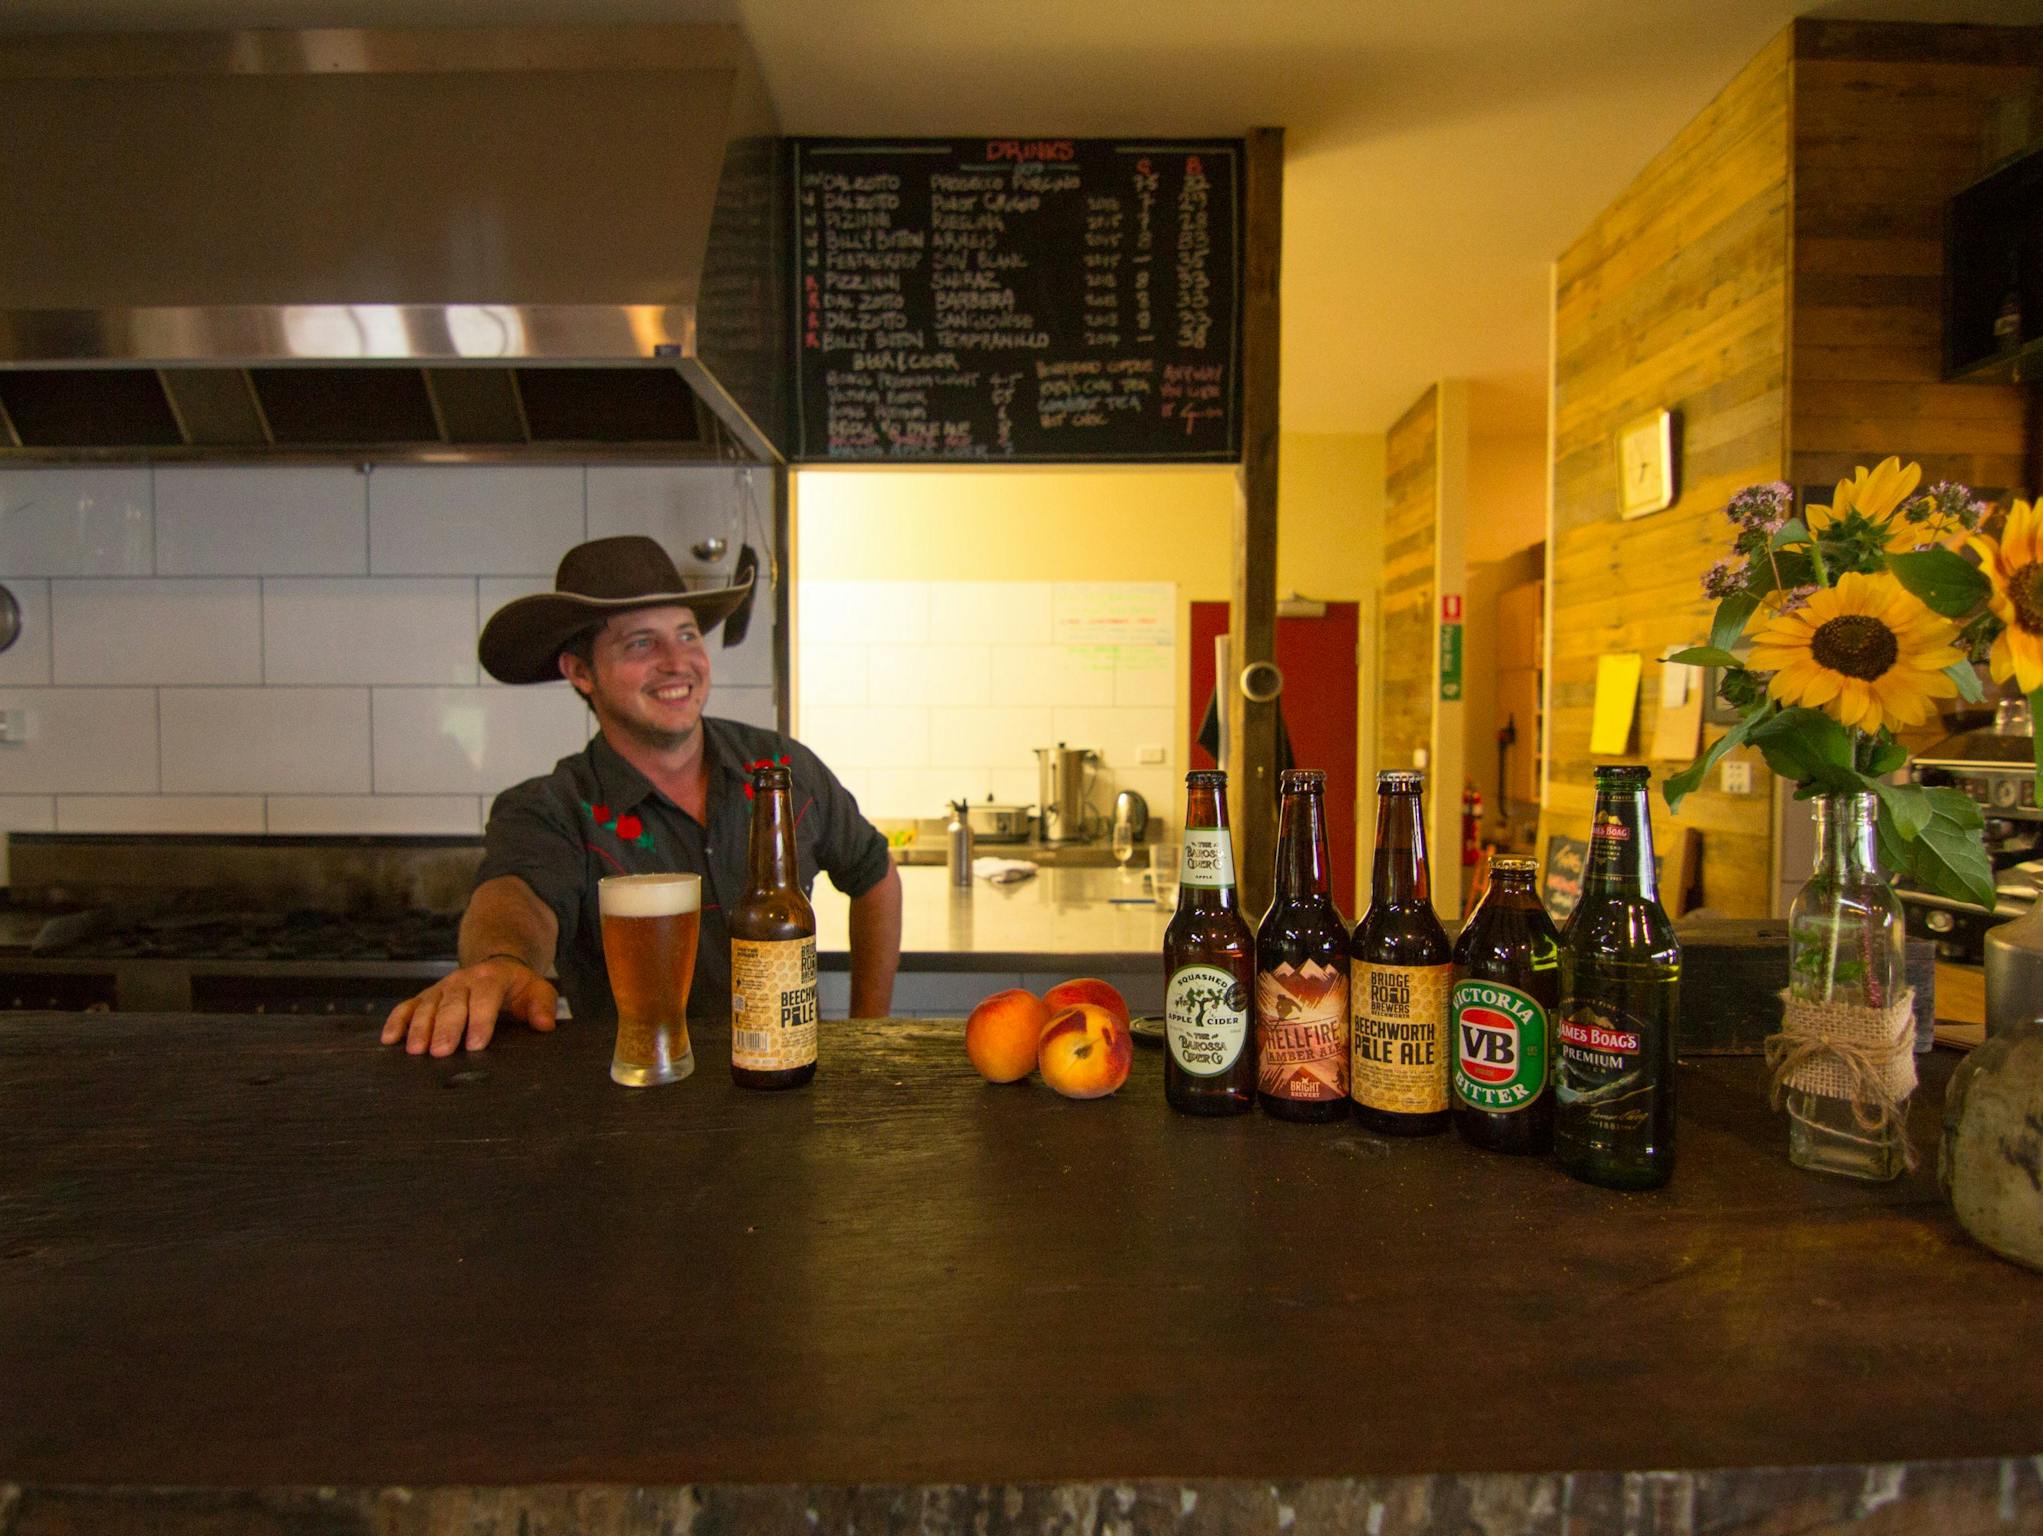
[1451,855,1558,1154]
[1256,769,1349,1122]
[1349,771,1452,1136]
[1164,769,1256,1116]
[729,763,819,1090]
[1554,764,1680,1189]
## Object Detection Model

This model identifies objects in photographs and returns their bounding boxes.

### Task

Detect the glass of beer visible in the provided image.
[599,872,701,1087]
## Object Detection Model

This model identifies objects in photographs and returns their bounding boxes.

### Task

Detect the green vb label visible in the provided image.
[1451,981,1548,1112]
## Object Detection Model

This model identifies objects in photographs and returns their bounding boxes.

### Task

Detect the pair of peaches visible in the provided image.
[965,978,1134,1099]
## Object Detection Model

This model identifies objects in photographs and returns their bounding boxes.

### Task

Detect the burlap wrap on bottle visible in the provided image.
[1768,987,1917,1106]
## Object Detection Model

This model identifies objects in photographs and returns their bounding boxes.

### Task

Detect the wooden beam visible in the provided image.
[1229,125,1283,917]
[773,462,793,737]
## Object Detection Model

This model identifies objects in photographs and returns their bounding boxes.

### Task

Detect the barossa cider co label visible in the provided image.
[731,936,819,1071]
[1451,979,1548,1112]
[1167,963,1250,1076]
[1350,962,1451,1114]
[1257,960,1349,1101]
[1180,828,1236,890]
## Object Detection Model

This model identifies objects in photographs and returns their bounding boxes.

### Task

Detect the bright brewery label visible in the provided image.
[1451,980,1548,1113]
[731,937,820,1071]
[1555,1002,1651,1130]
[1179,827,1235,889]
[1166,964,1249,1076]
[1349,962,1451,1114]
[1257,960,1349,1101]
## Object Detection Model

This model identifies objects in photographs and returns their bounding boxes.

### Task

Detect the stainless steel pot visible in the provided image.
[963,802,1032,842]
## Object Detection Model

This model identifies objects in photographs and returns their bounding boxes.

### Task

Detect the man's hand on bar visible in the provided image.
[381,957,558,1057]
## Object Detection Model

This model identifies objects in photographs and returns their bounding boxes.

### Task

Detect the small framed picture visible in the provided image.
[1617,409,1677,520]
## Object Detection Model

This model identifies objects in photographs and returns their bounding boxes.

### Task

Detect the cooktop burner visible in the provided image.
[42,906,460,964]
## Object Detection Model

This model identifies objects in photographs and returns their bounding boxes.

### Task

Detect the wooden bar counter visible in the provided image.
[3,1012,2041,1534]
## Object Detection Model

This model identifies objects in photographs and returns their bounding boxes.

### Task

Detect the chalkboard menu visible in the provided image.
[791,138,1243,463]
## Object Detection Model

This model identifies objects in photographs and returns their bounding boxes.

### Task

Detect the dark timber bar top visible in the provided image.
[3,1013,2041,1534]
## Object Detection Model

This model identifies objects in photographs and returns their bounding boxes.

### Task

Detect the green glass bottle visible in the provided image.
[1553,765,1680,1189]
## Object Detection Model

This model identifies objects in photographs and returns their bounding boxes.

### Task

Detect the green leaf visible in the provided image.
[1866,737,1907,776]
[1663,704,1768,813]
[1944,660,1987,703]
[1868,777,1932,841]
[1916,817,1999,911]
[1749,708,1860,793]
[1887,548,1990,618]
[1667,646,1742,670]
[1769,518,1811,549]
[1922,785,1986,831]
[1709,592,1760,654]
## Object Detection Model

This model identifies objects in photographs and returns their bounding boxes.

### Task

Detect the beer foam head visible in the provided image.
[599,872,701,917]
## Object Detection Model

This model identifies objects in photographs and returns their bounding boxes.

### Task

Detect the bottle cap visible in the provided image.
[1185,769,1228,788]
[1491,855,1538,875]
[1279,769,1326,791]
[1377,770,1425,791]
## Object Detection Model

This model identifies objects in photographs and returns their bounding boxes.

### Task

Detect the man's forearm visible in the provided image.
[457,876,560,973]
[847,863,902,1018]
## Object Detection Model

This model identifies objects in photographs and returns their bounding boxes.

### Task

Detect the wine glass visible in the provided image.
[1113,819,1136,871]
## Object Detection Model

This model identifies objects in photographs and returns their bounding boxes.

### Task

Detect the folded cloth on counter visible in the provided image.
[971,857,1037,884]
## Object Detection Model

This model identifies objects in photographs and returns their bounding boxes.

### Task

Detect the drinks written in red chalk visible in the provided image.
[1255,769,1350,1123]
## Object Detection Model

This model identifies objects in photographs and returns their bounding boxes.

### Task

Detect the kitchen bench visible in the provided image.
[2,1012,2039,1534]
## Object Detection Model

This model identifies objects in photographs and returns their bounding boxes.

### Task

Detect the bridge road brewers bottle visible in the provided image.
[1164,769,1256,1116]
[729,763,819,1090]
[1349,771,1452,1136]
[1256,769,1350,1123]
[1553,765,1680,1189]
[1450,855,1558,1154]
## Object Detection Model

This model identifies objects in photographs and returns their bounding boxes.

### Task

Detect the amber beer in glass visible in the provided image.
[1350,771,1452,1135]
[1256,769,1349,1122]
[1450,855,1559,1153]
[1164,770,1256,1115]
[730,764,819,1090]
[599,872,701,1087]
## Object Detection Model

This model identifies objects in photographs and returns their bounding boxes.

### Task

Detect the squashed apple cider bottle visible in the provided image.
[1164,770,1256,1116]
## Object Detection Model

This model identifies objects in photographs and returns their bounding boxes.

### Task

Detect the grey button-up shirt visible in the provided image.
[474,717,892,1029]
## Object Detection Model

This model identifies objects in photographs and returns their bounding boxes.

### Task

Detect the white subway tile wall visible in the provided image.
[0,464,777,838]
[796,580,1179,825]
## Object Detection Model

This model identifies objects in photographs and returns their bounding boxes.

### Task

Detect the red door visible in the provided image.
[1189,602,1361,917]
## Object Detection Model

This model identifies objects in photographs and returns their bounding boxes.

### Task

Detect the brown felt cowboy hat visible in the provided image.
[479,536,755,685]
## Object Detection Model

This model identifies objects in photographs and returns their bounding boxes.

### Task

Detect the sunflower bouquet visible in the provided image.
[1665,456,2043,910]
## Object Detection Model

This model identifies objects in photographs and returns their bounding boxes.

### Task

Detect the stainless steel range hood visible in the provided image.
[0,26,786,461]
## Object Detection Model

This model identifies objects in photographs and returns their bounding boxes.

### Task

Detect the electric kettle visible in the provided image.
[1034,744,1099,843]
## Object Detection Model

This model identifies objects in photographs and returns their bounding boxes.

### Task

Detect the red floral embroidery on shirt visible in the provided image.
[580,798,655,851]
[742,755,794,800]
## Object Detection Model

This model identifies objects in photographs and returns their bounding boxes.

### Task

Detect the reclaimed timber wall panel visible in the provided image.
[1379,386,1437,775]
[1550,30,1792,916]
[1790,22,2042,501]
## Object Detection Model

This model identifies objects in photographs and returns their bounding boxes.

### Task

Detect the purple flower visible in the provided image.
[1726,482,1793,533]
[1776,585,1816,614]
[1901,480,1987,535]
[1702,558,1747,599]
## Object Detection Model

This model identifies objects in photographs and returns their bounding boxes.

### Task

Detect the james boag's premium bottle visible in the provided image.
[1553,765,1680,1188]
[1164,770,1256,1116]
[1349,771,1453,1136]
[729,763,820,1090]
[1256,769,1350,1123]
[1450,855,1559,1154]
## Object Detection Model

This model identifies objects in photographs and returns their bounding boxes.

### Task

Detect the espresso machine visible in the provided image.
[1898,696,2040,961]
[1035,743,1100,843]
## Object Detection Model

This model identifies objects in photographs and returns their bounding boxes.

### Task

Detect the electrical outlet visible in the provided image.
[0,709,27,746]
[1137,745,1165,764]
[1721,759,1752,794]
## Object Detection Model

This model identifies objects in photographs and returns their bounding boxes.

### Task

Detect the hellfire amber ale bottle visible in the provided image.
[1349,771,1452,1136]
[1164,770,1256,1116]
[1553,765,1680,1188]
[1450,855,1559,1154]
[1256,770,1350,1122]
[729,764,819,1090]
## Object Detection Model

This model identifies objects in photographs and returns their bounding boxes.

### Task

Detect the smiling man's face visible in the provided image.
[559,604,711,750]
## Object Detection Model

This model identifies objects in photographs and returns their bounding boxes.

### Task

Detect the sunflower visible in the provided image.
[1745,570,1963,734]
[1966,498,2043,693]
[1804,457,1923,551]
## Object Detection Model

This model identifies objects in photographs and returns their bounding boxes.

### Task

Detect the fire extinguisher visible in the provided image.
[1461,783,1482,867]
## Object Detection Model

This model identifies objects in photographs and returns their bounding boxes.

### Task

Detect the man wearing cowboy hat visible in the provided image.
[381,535,901,1057]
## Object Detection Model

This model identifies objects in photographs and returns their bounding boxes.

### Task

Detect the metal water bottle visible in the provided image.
[947,799,974,888]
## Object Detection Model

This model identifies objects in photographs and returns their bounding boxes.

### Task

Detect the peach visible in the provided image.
[1042,977,1130,1027]
[1037,1002,1134,1099]
[965,988,1052,1083]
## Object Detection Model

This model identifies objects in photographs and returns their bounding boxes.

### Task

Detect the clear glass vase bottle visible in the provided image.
[1783,792,1910,1180]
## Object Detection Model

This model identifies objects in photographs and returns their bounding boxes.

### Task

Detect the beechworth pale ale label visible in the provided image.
[1451,979,1548,1113]
[1257,960,1348,1101]
[1350,962,1451,1113]
[731,936,819,1072]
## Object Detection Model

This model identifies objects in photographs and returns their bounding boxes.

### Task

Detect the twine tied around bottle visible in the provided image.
[1765,988,1918,1170]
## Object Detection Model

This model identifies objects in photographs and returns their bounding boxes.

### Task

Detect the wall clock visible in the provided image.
[1617,408,1677,520]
